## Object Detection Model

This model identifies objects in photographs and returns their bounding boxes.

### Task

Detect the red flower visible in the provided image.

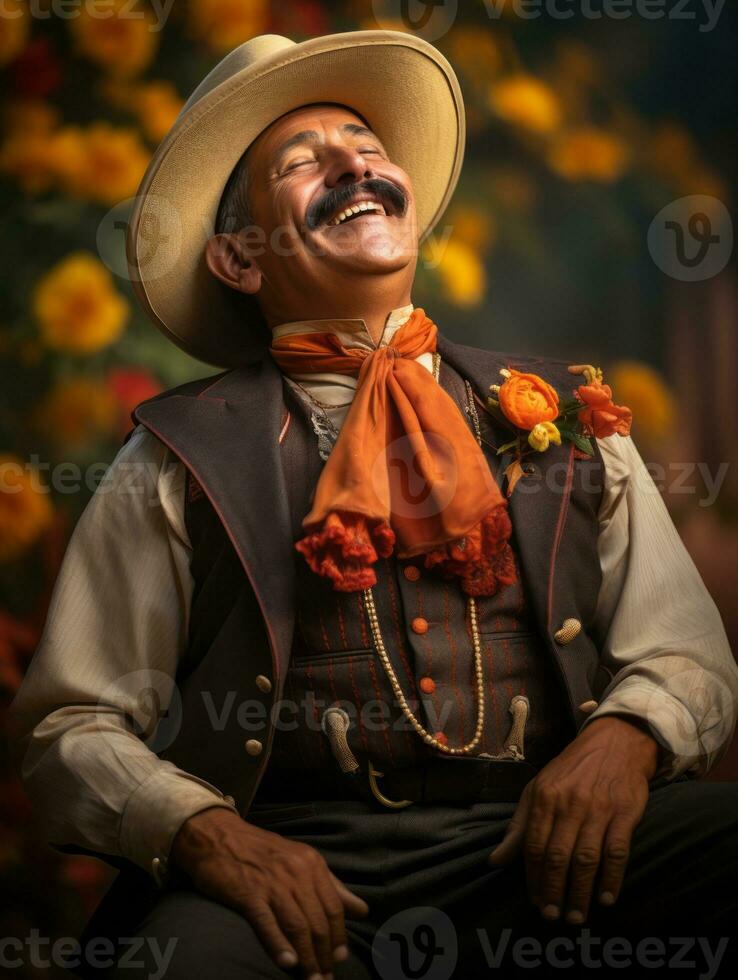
[107,367,162,439]
[576,381,632,439]
[10,38,62,98]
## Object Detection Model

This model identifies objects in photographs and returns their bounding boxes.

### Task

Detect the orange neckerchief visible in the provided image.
[270,308,516,597]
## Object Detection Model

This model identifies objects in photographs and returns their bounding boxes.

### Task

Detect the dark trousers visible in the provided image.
[83,778,738,979]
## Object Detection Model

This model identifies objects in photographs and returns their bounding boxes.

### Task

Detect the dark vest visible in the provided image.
[132,335,610,815]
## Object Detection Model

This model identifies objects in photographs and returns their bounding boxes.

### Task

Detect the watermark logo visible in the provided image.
[98,669,182,754]
[648,195,733,282]
[98,194,183,283]
[373,907,458,979]
[373,0,458,40]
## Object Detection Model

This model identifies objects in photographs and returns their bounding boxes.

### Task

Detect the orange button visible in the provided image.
[434,731,449,746]
[419,676,436,694]
[403,565,421,582]
[411,617,429,635]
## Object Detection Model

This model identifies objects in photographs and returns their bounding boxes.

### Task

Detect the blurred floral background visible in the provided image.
[1,0,736,967]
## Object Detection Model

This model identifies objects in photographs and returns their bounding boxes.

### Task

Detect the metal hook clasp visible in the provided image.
[367,761,413,809]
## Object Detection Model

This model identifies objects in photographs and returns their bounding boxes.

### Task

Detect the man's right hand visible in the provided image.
[171,806,369,980]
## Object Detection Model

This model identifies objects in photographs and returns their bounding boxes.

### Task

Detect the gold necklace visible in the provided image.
[362,356,486,756]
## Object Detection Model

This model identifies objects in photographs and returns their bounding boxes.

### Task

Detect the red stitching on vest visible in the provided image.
[348,656,369,754]
[368,657,395,767]
[443,584,467,747]
[278,410,291,444]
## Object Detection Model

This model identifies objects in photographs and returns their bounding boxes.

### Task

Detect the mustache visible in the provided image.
[305,178,408,231]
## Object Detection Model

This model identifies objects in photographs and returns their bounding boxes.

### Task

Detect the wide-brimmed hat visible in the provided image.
[127,31,465,368]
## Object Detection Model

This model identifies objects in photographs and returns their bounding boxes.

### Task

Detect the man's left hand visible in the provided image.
[488,716,660,924]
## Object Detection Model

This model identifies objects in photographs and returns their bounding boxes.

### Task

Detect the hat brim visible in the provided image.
[127,31,465,368]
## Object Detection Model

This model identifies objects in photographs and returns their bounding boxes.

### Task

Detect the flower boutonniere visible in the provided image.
[487,364,632,496]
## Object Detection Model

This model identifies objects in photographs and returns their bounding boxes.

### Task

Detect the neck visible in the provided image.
[263,274,414,346]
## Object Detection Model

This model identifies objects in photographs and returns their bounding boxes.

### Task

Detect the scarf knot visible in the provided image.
[270,308,517,597]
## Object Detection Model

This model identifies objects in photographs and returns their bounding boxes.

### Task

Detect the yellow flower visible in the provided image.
[0,130,58,194]
[104,80,183,144]
[0,0,29,67]
[424,238,486,308]
[528,421,562,452]
[608,361,676,442]
[188,0,269,53]
[34,378,119,451]
[0,455,54,565]
[548,127,629,183]
[447,206,496,252]
[447,28,501,83]
[70,0,159,77]
[33,253,130,355]
[51,124,151,206]
[489,75,562,135]
[568,363,604,385]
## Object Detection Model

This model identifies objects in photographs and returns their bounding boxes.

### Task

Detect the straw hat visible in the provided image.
[127,31,465,367]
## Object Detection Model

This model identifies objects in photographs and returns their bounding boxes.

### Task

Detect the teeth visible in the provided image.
[329,200,386,226]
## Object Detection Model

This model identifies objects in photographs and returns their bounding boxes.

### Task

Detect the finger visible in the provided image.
[313,868,351,965]
[273,891,324,980]
[522,790,557,907]
[537,815,583,920]
[488,787,532,866]
[597,811,637,907]
[563,817,609,924]
[240,897,299,973]
[292,878,335,978]
[329,871,370,917]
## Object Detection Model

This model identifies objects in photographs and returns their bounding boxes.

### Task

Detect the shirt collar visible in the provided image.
[271,304,415,351]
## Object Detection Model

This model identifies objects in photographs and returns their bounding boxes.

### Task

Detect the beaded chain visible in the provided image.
[362,354,488,755]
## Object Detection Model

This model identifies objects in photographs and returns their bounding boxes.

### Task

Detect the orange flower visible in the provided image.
[0,455,54,565]
[576,381,632,438]
[498,369,559,430]
[0,0,29,67]
[51,124,151,206]
[70,0,159,77]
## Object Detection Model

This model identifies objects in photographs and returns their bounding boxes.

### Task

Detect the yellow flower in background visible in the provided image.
[103,80,183,144]
[0,0,29,67]
[70,0,159,77]
[447,206,496,252]
[3,100,60,136]
[0,131,57,194]
[34,378,119,451]
[189,0,269,53]
[51,124,151,206]
[608,361,676,443]
[447,28,501,82]
[548,127,629,183]
[528,421,562,452]
[0,455,53,565]
[33,253,130,355]
[490,75,562,135]
[425,239,486,309]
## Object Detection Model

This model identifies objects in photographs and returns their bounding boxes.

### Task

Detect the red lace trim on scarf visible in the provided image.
[295,505,517,597]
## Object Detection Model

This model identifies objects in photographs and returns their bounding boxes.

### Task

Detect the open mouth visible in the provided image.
[325,198,390,227]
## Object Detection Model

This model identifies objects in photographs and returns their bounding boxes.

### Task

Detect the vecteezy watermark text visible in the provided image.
[0,0,174,31]
[482,0,724,32]
[0,931,177,980]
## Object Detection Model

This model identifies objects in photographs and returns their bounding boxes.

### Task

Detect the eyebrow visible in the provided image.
[273,123,382,171]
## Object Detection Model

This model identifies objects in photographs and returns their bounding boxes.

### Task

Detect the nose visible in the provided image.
[323,145,374,189]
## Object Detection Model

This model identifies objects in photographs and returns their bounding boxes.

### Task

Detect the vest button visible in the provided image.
[255,674,272,694]
[419,676,436,694]
[403,565,421,582]
[245,739,263,756]
[579,700,599,715]
[553,618,582,645]
[411,617,429,635]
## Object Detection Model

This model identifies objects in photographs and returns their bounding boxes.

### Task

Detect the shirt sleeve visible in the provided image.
[580,433,738,782]
[9,425,237,880]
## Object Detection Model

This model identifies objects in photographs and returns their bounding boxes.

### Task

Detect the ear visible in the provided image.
[205,232,263,295]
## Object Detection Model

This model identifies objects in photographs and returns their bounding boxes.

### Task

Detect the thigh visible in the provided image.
[108,887,373,980]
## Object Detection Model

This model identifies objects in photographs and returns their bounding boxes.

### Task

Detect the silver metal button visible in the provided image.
[255,674,272,694]
[245,739,263,756]
[553,618,582,645]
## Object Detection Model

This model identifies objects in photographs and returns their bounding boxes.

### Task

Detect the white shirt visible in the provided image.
[11,307,738,878]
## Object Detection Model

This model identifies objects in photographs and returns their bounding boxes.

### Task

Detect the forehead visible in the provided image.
[248,103,376,164]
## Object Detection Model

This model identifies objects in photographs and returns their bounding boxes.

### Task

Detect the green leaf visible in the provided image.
[496,438,520,456]
[560,430,594,455]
